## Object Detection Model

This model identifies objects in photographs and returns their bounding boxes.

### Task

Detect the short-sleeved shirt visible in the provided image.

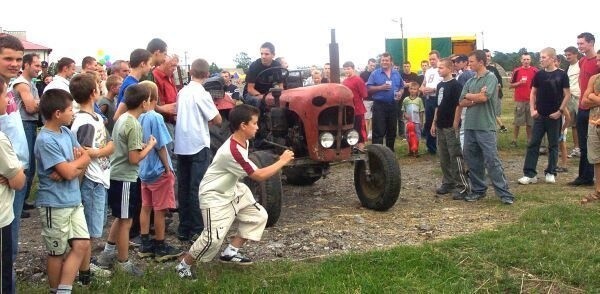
[402,97,424,123]
[401,72,419,98]
[487,65,504,98]
[139,110,173,183]
[460,71,498,131]
[342,75,368,115]
[43,75,70,93]
[97,97,116,134]
[11,76,40,121]
[243,59,282,96]
[34,126,82,208]
[531,69,570,116]
[174,81,219,155]
[199,137,258,209]
[436,79,462,128]
[511,66,538,102]
[0,112,29,169]
[578,56,600,110]
[567,63,581,97]
[457,69,475,86]
[0,132,21,227]
[116,75,139,106]
[71,111,112,188]
[366,68,403,103]
[423,67,443,97]
[110,112,144,182]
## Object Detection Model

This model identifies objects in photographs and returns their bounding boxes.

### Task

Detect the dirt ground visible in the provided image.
[15,151,542,283]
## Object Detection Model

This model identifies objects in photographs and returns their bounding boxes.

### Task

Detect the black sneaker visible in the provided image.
[436,185,453,195]
[499,126,508,133]
[155,243,183,262]
[78,270,91,286]
[137,240,154,258]
[567,178,594,186]
[464,193,486,202]
[501,197,514,205]
[219,253,253,265]
[452,191,467,200]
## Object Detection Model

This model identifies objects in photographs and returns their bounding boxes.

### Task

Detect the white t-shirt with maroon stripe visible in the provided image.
[199,136,257,208]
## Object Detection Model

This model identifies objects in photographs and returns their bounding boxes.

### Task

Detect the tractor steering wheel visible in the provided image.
[255,67,289,87]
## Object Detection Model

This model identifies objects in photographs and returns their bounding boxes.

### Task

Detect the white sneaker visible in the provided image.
[545,173,556,183]
[518,176,538,185]
[90,263,112,278]
[568,148,581,158]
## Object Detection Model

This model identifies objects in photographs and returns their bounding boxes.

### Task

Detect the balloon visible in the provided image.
[97,49,104,57]
[98,59,106,66]
[104,55,110,61]
[105,61,112,68]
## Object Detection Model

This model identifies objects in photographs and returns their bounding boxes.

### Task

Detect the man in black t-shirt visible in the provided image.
[430,59,470,199]
[518,47,570,185]
[243,42,282,107]
[398,61,419,137]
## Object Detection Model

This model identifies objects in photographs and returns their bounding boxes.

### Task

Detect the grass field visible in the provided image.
[20,87,600,293]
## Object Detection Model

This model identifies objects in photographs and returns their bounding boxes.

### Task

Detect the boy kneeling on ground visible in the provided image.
[175,104,294,278]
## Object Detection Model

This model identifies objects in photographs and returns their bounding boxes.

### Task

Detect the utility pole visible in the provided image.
[392,17,405,63]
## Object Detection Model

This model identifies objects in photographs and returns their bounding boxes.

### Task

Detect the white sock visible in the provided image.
[104,243,116,253]
[179,258,192,269]
[56,284,72,294]
[222,244,239,257]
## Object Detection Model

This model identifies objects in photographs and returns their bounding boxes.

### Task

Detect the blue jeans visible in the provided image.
[523,116,561,177]
[177,148,211,237]
[424,96,437,154]
[81,177,107,238]
[10,185,27,261]
[464,129,513,199]
[244,94,262,108]
[22,121,36,202]
[576,109,594,182]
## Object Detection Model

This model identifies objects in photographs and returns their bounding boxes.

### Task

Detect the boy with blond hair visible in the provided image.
[136,81,181,261]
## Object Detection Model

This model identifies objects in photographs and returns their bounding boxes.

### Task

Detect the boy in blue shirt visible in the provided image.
[34,89,91,293]
[136,81,181,261]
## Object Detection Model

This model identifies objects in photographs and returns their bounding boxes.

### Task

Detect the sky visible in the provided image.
[2,0,598,70]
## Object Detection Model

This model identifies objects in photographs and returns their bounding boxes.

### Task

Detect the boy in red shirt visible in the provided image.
[342,61,368,150]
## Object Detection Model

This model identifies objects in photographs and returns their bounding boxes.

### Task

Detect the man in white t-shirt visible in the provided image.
[173,59,222,242]
[44,57,76,94]
[564,46,581,157]
[419,50,443,154]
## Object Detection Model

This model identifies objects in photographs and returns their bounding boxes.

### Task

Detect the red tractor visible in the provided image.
[206,66,401,227]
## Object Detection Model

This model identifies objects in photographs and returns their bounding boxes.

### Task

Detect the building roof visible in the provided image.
[21,39,52,52]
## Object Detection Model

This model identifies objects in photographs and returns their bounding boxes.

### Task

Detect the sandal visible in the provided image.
[581,191,600,204]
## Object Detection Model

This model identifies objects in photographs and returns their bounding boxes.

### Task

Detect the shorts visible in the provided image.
[80,177,107,238]
[108,179,141,219]
[587,124,600,164]
[567,95,579,127]
[513,101,533,127]
[39,205,90,256]
[141,172,176,211]
[363,100,373,120]
[189,184,267,262]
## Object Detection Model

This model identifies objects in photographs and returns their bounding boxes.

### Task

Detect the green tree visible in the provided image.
[234,52,252,74]
[209,62,221,75]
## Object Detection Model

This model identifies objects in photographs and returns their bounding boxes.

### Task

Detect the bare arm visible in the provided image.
[582,75,600,108]
[85,141,115,158]
[3,168,26,190]
[156,103,177,116]
[210,113,222,126]
[128,135,157,165]
[530,87,539,118]
[14,83,39,114]
[453,106,463,130]
[249,150,294,182]
[247,83,261,97]
[53,147,91,180]
[113,103,127,121]
[157,146,171,174]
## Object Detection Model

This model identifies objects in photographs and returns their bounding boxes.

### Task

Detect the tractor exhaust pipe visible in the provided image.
[329,29,340,84]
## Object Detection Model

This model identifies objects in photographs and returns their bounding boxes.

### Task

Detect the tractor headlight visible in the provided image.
[319,132,335,148]
[346,130,359,146]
